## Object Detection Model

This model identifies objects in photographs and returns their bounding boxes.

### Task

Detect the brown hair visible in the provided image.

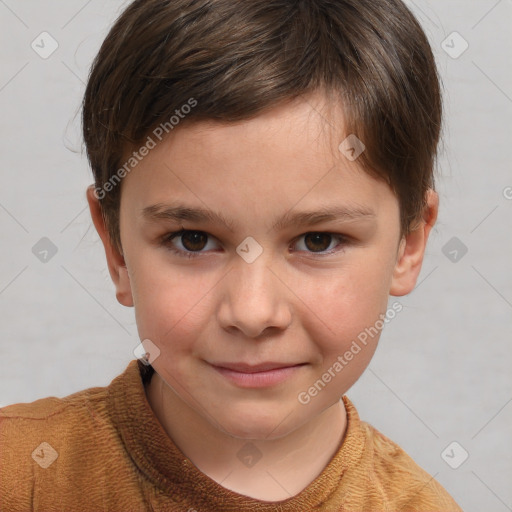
[82,0,443,255]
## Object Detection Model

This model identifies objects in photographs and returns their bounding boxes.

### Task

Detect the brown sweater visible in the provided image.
[0,359,462,511]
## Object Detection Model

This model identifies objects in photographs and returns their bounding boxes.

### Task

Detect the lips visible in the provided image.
[210,362,305,373]
[210,361,307,388]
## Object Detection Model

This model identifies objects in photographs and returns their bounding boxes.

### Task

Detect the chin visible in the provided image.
[212,406,302,441]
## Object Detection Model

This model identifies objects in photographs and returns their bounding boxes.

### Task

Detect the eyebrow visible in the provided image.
[141,202,376,232]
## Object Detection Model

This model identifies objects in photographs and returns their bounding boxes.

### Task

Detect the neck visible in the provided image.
[145,372,347,501]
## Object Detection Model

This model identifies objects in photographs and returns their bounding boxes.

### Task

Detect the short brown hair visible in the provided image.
[82,0,443,254]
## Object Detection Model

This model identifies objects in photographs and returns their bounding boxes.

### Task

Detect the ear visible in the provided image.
[390,189,439,296]
[86,185,134,307]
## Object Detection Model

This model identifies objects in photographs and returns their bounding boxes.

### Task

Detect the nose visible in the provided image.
[217,252,292,339]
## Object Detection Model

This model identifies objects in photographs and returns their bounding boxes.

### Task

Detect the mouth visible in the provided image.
[212,361,306,373]
[209,361,307,388]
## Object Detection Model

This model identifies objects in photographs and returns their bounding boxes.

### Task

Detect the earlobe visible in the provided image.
[390,189,439,296]
[86,185,134,307]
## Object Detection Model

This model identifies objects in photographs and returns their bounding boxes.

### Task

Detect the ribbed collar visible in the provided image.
[108,359,366,511]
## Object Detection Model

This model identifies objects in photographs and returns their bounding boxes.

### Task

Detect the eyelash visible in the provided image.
[160,229,350,259]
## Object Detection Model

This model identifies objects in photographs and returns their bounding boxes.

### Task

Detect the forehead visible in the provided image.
[119,92,398,229]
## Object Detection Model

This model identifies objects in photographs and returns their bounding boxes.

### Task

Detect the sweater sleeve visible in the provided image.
[0,390,121,512]
[0,398,63,511]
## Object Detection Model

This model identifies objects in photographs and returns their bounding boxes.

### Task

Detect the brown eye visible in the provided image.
[178,231,208,251]
[293,232,348,256]
[303,233,333,252]
[162,230,217,258]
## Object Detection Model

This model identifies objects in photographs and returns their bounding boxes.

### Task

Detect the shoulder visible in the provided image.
[0,379,121,510]
[360,420,463,511]
[0,382,114,459]
[0,381,113,438]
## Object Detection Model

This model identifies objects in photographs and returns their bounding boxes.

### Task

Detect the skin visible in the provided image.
[87,90,438,501]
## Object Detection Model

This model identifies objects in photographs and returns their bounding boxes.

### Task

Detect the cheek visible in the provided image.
[130,257,212,349]
[296,257,394,353]
[295,264,392,396]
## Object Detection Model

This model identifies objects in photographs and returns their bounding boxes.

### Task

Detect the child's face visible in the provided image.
[90,91,433,439]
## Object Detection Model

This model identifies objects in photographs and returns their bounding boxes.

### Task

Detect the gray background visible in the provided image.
[1,0,511,509]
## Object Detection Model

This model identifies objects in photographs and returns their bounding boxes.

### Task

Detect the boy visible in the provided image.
[0,0,463,510]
